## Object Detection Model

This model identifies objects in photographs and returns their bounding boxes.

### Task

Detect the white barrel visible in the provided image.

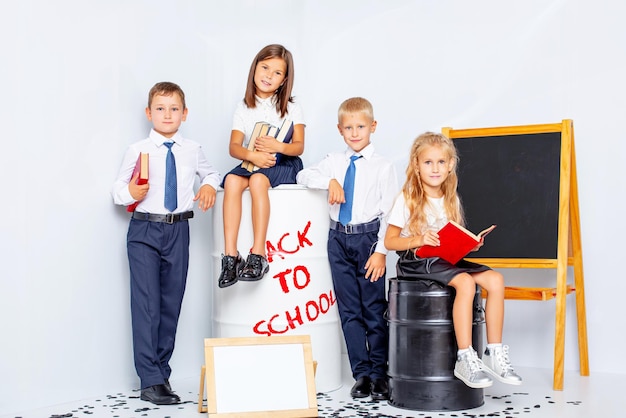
[212,184,343,393]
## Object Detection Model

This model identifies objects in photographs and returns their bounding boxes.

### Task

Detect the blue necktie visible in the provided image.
[339,155,361,225]
[163,142,177,212]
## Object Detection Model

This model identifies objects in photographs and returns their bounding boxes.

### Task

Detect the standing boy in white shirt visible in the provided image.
[296,97,398,401]
[111,82,220,405]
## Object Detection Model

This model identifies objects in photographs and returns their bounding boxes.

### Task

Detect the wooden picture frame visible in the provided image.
[200,335,318,417]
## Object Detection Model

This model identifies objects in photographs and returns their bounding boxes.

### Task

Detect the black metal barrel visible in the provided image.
[387,277,485,411]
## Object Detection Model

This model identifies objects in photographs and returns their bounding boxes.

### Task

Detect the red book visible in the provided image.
[126,153,149,212]
[415,221,496,264]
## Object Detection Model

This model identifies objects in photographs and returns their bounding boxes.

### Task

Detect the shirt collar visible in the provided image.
[255,95,277,108]
[149,129,183,147]
[345,143,375,160]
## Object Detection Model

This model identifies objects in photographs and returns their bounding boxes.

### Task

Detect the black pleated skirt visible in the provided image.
[394,249,491,285]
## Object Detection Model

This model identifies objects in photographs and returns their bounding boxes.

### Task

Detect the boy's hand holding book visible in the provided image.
[127,152,149,212]
[129,171,150,202]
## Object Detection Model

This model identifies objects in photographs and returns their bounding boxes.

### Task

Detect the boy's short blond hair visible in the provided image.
[148,81,186,109]
[338,97,374,122]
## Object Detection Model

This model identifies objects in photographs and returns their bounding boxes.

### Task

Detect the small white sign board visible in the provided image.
[202,335,318,417]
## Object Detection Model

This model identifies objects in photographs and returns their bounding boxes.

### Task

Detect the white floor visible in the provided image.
[3,364,625,418]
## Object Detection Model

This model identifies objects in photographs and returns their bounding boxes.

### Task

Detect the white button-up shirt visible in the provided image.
[296,143,398,254]
[111,129,221,214]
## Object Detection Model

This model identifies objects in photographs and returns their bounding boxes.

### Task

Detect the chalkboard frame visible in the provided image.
[442,120,588,391]
[443,124,572,268]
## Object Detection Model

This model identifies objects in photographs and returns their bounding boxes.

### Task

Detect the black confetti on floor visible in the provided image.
[10,385,586,418]
[314,391,583,418]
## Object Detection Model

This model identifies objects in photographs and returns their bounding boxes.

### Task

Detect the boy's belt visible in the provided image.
[330,218,380,234]
[132,211,194,224]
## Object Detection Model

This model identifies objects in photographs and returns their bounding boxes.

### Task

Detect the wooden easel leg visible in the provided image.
[553,284,566,390]
[574,264,589,376]
[552,119,573,391]
[569,131,590,377]
[198,365,207,413]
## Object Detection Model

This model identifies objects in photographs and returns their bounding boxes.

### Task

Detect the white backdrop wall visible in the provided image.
[1,0,624,415]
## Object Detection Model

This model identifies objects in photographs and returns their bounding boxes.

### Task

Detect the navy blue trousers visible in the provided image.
[127,218,190,389]
[327,229,388,380]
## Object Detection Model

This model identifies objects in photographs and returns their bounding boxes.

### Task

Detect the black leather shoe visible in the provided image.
[140,384,180,405]
[218,253,243,288]
[239,253,269,281]
[350,376,371,398]
[370,377,389,401]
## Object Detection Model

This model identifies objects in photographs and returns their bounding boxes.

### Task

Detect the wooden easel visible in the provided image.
[442,120,588,390]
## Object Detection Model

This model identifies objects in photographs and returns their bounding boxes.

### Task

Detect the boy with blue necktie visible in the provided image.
[297,97,398,401]
[112,82,220,405]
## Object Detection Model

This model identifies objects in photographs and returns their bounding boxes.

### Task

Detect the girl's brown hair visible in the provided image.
[244,44,294,118]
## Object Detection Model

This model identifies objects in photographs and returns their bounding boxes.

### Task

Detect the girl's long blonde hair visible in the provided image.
[403,132,464,236]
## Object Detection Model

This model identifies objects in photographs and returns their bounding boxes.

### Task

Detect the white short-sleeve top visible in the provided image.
[231,96,305,148]
[387,193,448,237]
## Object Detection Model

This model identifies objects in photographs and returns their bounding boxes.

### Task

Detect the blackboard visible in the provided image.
[454,132,562,259]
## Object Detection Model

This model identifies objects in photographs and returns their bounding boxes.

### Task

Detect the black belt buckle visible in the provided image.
[165,213,175,224]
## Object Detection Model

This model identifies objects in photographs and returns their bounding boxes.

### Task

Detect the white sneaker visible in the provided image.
[482,345,523,385]
[454,347,493,388]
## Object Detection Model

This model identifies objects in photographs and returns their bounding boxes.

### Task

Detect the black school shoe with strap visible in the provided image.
[218,252,243,288]
[239,253,269,281]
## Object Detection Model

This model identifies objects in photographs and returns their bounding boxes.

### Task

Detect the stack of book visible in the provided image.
[241,119,294,172]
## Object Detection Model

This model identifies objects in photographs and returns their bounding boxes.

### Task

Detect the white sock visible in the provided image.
[457,346,472,356]
[487,343,502,350]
